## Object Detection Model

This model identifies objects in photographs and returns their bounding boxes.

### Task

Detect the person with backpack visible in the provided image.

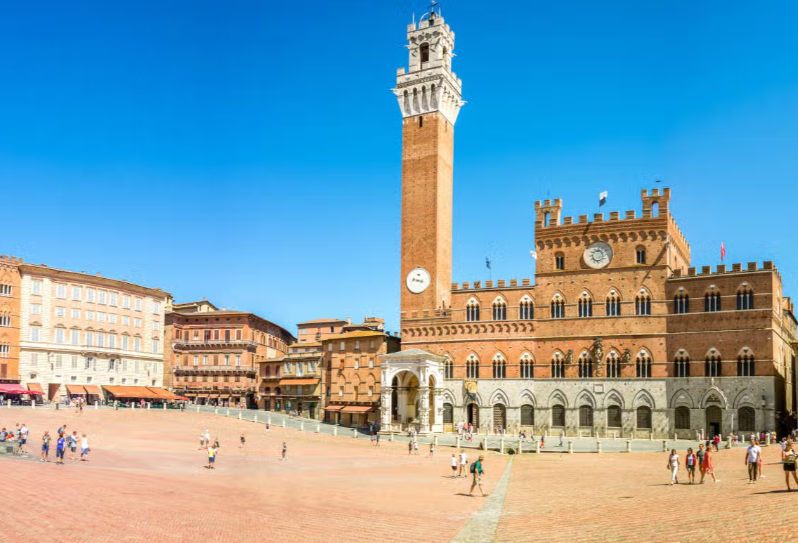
[469,455,488,497]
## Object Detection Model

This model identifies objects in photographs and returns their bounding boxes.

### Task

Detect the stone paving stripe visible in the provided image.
[450,457,513,543]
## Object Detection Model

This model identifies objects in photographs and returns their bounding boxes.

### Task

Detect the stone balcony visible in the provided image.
[174,365,257,378]
[172,338,258,350]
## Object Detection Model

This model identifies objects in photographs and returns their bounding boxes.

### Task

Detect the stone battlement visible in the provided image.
[671,261,779,280]
[451,278,533,291]
[0,254,23,263]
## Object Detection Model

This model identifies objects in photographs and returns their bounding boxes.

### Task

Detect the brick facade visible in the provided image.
[0,255,22,383]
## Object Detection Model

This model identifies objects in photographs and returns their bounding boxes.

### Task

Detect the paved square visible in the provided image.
[0,409,791,543]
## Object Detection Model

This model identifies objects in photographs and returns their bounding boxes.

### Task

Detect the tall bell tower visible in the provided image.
[395,9,463,316]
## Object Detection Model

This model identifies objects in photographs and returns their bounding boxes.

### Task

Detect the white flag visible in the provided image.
[530,251,538,260]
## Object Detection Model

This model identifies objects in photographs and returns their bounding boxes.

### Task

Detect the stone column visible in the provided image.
[594,408,607,439]
[418,387,431,433]
[380,387,393,429]
[396,389,408,426]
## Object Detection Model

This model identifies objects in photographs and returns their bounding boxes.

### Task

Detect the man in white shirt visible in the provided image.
[745,440,761,483]
[459,450,468,478]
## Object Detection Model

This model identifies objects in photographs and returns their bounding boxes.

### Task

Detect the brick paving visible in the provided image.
[495,446,793,543]
[0,409,506,543]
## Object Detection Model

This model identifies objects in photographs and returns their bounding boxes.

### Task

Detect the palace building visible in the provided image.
[381,9,798,438]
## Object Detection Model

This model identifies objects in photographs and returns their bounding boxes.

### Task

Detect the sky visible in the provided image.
[1,0,797,335]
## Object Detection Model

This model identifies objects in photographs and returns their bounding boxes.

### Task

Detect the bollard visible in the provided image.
[282,420,286,428]
[456,436,461,449]
[483,437,488,451]
[389,432,394,442]
[238,412,242,420]
[662,440,668,452]
[766,434,771,445]
[6,400,10,408]
[267,416,272,425]
[568,441,573,454]
[163,403,166,410]
[578,430,582,439]
[254,415,258,423]
[613,431,617,440]
[316,424,321,433]
[650,431,654,441]
[333,426,338,436]
[226,409,230,417]
[674,433,678,441]
[300,421,304,431]
[597,441,602,454]
[353,428,357,439]
[536,441,541,454]
[500,438,505,454]
[725,438,732,450]
[214,407,218,415]
[433,435,438,447]
[132,402,136,410]
[31,401,35,410]
[196,406,200,413]
[518,440,523,454]
[626,440,632,453]
[96,403,99,410]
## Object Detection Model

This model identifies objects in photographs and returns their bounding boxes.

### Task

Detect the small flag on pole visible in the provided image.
[485,258,491,270]
[599,191,608,207]
[530,250,538,260]
[720,242,726,262]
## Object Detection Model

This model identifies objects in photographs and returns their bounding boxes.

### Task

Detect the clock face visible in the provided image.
[406,267,431,294]
[584,242,613,269]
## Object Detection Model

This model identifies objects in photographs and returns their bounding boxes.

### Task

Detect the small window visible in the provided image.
[606,352,621,378]
[635,292,651,315]
[466,299,480,322]
[420,43,430,63]
[444,359,454,379]
[578,294,593,318]
[636,352,652,378]
[466,355,479,379]
[551,296,565,319]
[555,255,565,270]
[674,293,690,314]
[674,355,690,377]
[551,354,564,378]
[737,353,755,376]
[705,291,721,312]
[636,406,652,429]
[705,354,721,377]
[636,249,646,264]
[492,299,507,321]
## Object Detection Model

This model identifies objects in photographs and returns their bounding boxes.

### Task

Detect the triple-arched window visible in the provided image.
[551,353,565,378]
[520,353,534,378]
[674,354,690,377]
[492,354,507,379]
[578,293,593,318]
[705,290,721,312]
[737,285,754,310]
[466,354,480,379]
[492,298,507,321]
[578,352,593,378]
[635,290,651,315]
[636,351,652,378]
[737,350,755,376]
[519,296,534,320]
[444,358,454,379]
[705,352,721,377]
[606,290,621,316]
[466,299,480,322]
[606,351,620,378]
[551,294,565,319]
[674,291,689,314]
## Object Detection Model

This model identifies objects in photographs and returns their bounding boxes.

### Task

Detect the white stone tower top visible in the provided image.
[393,11,464,125]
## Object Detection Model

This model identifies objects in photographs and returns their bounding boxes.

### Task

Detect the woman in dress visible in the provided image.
[783,441,798,491]
[666,448,680,485]
[701,444,719,483]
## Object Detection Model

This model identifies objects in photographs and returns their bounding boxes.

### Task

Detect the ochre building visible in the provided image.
[386,11,797,438]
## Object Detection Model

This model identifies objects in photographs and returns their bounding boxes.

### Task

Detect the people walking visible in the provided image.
[459,450,468,478]
[207,444,216,469]
[40,431,51,463]
[782,441,798,491]
[18,423,28,455]
[701,443,719,483]
[429,443,435,458]
[746,439,761,484]
[281,442,287,461]
[375,432,380,447]
[685,448,697,484]
[68,431,78,461]
[666,449,679,485]
[559,432,565,447]
[408,440,413,456]
[80,434,90,461]
[451,454,458,478]
[55,433,66,465]
[239,433,246,449]
[469,455,488,497]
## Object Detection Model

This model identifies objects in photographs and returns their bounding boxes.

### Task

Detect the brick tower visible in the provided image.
[395,9,463,316]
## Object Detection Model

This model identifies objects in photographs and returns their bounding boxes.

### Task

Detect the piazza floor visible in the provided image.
[0,409,792,543]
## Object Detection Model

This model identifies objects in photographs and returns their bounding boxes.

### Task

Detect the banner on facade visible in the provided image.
[464,380,478,401]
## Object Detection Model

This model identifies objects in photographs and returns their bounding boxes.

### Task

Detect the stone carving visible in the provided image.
[622,348,632,365]
[591,338,604,362]
[566,350,574,365]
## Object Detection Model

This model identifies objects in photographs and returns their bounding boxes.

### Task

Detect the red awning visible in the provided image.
[83,385,103,396]
[66,385,87,395]
[324,405,344,411]
[27,383,44,394]
[0,384,34,394]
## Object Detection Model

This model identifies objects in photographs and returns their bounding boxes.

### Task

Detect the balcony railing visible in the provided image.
[174,365,257,376]
[173,338,257,349]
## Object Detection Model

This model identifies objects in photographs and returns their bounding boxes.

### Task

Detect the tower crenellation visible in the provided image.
[393,11,464,125]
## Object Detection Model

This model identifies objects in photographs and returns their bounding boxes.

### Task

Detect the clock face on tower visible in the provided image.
[406,267,431,294]
[583,242,613,269]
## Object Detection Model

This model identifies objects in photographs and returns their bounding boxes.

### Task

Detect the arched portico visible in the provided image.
[380,349,446,434]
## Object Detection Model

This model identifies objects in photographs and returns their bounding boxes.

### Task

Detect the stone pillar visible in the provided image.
[483,437,488,451]
[396,389,409,426]
[282,420,285,428]
[418,387,431,433]
[316,424,321,433]
[662,440,668,452]
[333,426,338,436]
[597,441,602,454]
[300,421,304,431]
[536,440,541,454]
[568,441,573,454]
[626,440,632,453]
[254,414,258,423]
[238,412,242,420]
[456,436,460,449]
[518,440,523,454]
[226,408,230,416]
[380,387,393,428]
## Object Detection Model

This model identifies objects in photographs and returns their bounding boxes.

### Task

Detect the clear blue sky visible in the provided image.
[2,1,797,335]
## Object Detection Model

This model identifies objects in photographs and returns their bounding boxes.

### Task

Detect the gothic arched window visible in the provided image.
[466,354,480,379]
[551,353,564,378]
[674,292,690,314]
[519,296,534,320]
[737,350,755,376]
[520,353,534,379]
[635,290,651,316]
[674,354,690,377]
[578,293,593,318]
[705,290,721,312]
[492,355,507,379]
[636,351,652,378]
[466,299,480,322]
[606,290,621,316]
[606,351,621,378]
[705,352,721,377]
[578,352,593,378]
[737,285,754,310]
[492,298,507,321]
[551,294,565,319]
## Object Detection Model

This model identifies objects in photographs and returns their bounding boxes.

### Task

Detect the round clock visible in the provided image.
[406,267,431,294]
[584,242,613,269]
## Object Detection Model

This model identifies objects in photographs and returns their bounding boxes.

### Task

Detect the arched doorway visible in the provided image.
[493,404,506,430]
[466,403,479,429]
[706,405,722,438]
